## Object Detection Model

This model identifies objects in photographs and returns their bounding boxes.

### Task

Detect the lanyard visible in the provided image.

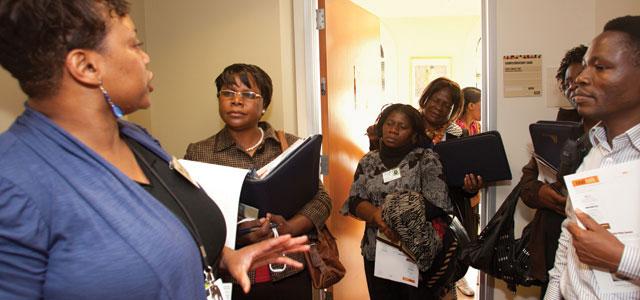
[127,140,220,297]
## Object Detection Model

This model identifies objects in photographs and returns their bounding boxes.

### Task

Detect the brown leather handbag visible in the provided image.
[304,225,346,288]
[275,130,345,289]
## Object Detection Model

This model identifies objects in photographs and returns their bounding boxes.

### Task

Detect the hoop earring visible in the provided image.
[99,83,124,119]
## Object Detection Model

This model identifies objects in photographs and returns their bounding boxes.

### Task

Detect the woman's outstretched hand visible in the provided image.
[219,234,309,294]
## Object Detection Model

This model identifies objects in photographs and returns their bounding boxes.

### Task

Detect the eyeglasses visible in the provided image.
[217,89,262,101]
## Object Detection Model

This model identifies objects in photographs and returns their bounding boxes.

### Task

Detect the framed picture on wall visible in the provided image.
[410,57,451,103]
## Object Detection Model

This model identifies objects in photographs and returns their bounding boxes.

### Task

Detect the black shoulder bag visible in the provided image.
[459,183,542,292]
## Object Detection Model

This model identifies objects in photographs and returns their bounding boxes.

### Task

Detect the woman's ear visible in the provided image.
[65,49,102,86]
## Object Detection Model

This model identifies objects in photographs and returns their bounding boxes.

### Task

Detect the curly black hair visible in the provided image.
[555,45,587,90]
[603,15,640,66]
[215,63,273,110]
[374,103,427,146]
[0,0,130,98]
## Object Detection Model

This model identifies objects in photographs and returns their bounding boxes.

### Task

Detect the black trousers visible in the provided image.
[364,258,443,300]
[231,269,312,300]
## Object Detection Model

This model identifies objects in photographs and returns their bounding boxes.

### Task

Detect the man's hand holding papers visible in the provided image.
[567,210,624,272]
[563,159,640,292]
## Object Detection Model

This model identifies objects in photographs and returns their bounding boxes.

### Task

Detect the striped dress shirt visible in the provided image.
[545,122,640,299]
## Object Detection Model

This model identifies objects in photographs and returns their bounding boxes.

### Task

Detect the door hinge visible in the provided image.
[316,8,325,30]
[320,155,329,176]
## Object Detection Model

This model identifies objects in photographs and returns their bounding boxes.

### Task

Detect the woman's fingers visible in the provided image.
[246,235,309,269]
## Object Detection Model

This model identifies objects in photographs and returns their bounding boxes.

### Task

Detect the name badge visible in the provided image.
[207,279,232,300]
[382,168,402,183]
[170,156,200,188]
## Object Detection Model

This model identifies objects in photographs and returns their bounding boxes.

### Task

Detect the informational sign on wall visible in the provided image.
[503,54,542,98]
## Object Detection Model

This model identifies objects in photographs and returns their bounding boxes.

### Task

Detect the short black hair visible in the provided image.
[0,0,130,98]
[603,15,640,65]
[461,87,481,115]
[417,77,463,123]
[556,45,588,88]
[374,103,427,146]
[214,63,273,110]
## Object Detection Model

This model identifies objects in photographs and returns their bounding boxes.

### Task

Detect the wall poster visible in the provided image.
[411,57,451,104]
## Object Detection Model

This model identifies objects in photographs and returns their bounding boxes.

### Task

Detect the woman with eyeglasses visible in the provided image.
[0,2,309,300]
[184,63,332,300]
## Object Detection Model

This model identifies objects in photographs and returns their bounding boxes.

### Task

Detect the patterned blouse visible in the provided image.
[343,147,451,261]
[184,121,332,282]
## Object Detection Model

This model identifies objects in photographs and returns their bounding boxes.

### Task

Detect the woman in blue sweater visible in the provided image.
[0,1,307,299]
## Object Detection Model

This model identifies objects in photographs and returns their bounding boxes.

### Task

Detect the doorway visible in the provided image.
[297,0,485,299]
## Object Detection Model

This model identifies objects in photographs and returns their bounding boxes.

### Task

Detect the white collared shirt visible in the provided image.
[545,122,640,299]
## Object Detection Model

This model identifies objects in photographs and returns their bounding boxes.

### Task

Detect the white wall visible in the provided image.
[380,16,481,105]
[492,0,640,299]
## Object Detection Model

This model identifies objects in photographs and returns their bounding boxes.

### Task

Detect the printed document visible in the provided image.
[564,159,640,293]
[179,159,250,249]
[255,138,305,178]
[374,232,419,287]
[534,153,558,184]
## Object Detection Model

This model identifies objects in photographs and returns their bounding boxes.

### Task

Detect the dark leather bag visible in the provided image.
[275,131,345,289]
[460,183,543,292]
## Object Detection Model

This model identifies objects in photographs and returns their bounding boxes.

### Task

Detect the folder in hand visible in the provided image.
[433,131,511,186]
[529,121,582,171]
[239,134,323,219]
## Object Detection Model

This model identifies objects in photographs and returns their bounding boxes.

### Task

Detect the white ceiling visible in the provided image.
[349,0,481,18]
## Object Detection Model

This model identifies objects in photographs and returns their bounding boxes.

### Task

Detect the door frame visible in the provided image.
[293,0,322,137]
[480,0,497,299]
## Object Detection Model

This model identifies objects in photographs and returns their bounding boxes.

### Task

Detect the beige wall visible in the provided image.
[0,69,24,131]
[139,0,297,156]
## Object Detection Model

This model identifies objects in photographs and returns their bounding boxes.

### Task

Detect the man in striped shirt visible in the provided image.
[545,15,640,299]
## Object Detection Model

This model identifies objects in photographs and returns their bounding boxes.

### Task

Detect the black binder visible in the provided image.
[239,134,322,219]
[529,121,582,170]
[433,131,511,187]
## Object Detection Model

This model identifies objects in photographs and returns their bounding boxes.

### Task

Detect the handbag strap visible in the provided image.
[482,183,523,238]
[276,130,289,152]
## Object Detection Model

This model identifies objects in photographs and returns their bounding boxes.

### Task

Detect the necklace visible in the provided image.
[245,127,264,152]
